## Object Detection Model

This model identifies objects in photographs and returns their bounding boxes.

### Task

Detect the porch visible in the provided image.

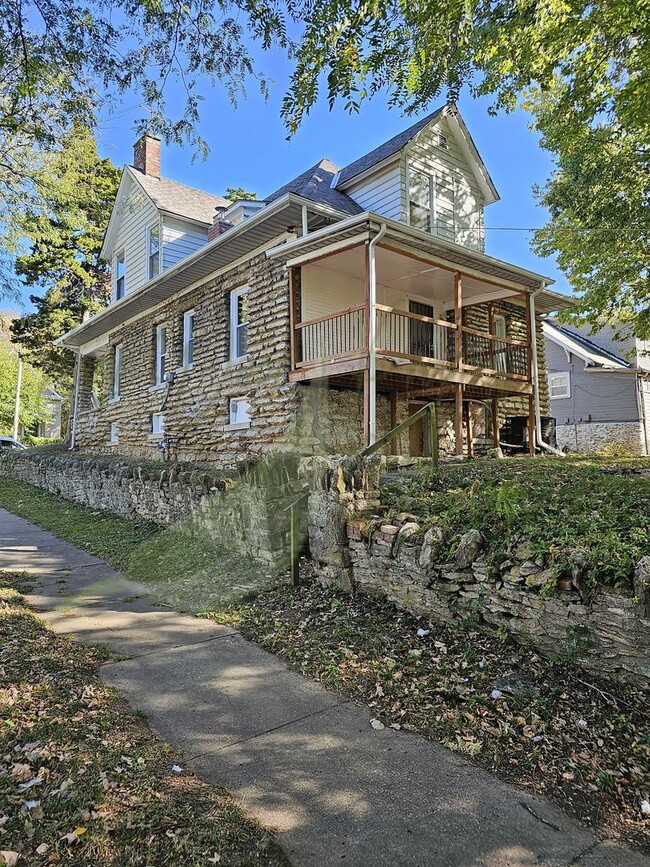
[269,215,571,456]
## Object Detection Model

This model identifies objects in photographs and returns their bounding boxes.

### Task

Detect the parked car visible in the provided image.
[0,435,26,450]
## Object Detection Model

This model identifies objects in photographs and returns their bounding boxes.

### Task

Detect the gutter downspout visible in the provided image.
[530,282,565,456]
[368,222,387,444]
[635,374,650,456]
[69,350,82,451]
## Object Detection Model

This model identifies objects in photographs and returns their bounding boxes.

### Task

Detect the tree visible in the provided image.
[225,187,257,201]
[0,326,48,436]
[9,127,120,388]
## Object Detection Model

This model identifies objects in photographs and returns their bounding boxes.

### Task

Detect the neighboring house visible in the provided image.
[544,320,650,455]
[35,388,64,439]
[59,105,571,464]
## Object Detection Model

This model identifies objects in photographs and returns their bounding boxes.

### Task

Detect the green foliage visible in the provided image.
[384,457,650,592]
[225,186,258,201]
[9,126,120,388]
[0,339,48,435]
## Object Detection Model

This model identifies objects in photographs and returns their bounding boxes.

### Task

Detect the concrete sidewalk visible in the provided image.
[0,506,647,867]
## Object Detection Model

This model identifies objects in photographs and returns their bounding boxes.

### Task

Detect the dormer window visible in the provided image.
[148,224,161,279]
[408,168,432,232]
[115,252,125,300]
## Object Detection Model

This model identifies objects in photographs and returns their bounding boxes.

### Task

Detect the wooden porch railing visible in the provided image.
[461,326,529,380]
[292,305,532,383]
[375,304,456,367]
[294,305,366,366]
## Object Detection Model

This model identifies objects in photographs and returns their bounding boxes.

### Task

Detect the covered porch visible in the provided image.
[268,215,570,456]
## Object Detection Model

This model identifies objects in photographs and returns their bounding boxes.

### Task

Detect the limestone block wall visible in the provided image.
[556,421,647,456]
[308,456,650,688]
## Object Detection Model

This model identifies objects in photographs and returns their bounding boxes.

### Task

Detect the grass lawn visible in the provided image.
[211,570,650,855]
[0,574,288,867]
[0,477,271,610]
[382,456,650,592]
[0,478,159,571]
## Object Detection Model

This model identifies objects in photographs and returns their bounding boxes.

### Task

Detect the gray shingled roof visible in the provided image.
[265,158,363,216]
[548,320,631,367]
[334,107,445,188]
[132,168,229,224]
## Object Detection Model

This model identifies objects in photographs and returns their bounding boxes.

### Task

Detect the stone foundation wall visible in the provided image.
[0,450,309,567]
[556,421,647,456]
[308,456,650,687]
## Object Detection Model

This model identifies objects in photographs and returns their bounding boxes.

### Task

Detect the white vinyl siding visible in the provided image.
[162,217,209,270]
[406,117,484,251]
[110,174,159,297]
[344,163,402,221]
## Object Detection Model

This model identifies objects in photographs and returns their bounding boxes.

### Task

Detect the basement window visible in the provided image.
[109,423,119,444]
[151,412,165,436]
[228,397,251,428]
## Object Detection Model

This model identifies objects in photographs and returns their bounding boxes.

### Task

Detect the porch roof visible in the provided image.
[266,212,574,314]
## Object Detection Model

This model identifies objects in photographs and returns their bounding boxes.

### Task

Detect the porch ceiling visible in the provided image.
[304,244,524,308]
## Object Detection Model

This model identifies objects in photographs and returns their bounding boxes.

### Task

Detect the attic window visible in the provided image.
[437,133,448,150]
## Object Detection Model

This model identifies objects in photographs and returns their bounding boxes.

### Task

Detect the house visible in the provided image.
[544,320,650,455]
[58,105,572,464]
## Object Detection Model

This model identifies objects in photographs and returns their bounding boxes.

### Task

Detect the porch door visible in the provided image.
[409,300,434,359]
[494,314,507,372]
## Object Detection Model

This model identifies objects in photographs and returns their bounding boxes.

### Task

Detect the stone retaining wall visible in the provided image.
[0,450,308,567]
[308,456,650,688]
[556,421,647,456]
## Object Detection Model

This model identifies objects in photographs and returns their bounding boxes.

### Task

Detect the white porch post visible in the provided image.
[367,223,387,445]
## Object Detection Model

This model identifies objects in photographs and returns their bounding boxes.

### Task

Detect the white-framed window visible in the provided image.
[229,397,251,426]
[549,371,571,399]
[182,309,195,367]
[114,252,125,300]
[110,422,120,443]
[151,412,165,435]
[112,343,123,399]
[155,324,167,385]
[408,167,432,232]
[148,224,161,280]
[230,286,249,361]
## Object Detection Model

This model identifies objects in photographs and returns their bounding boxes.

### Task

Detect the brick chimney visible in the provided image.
[207,206,233,241]
[133,134,161,178]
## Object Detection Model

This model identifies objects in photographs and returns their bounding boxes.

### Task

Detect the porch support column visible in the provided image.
[288,266,301,370]
[390,392,398,455]
[492,398,500,450]
[465,402,473,457]
[528,396,536,456]
[454,384,463,456]
[363,243,373,447]
[525,292,536,456]
[454,271,463,369]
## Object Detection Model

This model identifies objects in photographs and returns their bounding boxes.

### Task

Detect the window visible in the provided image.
[229,397,251,426]
[549,371,571,399]
[112,344,123,399]
[148,224,161,279]
[230,287,249,361]
[115,252,125,300]
[151,412,165,435]
[408,168,432,232]
[110,422,119,443]
[155,324,167,385]
[182,310,195,367]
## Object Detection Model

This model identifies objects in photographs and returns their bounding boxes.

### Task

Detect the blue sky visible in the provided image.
[19,49,569,309]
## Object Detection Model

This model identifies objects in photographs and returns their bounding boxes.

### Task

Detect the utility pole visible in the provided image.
[12,353,22,441]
